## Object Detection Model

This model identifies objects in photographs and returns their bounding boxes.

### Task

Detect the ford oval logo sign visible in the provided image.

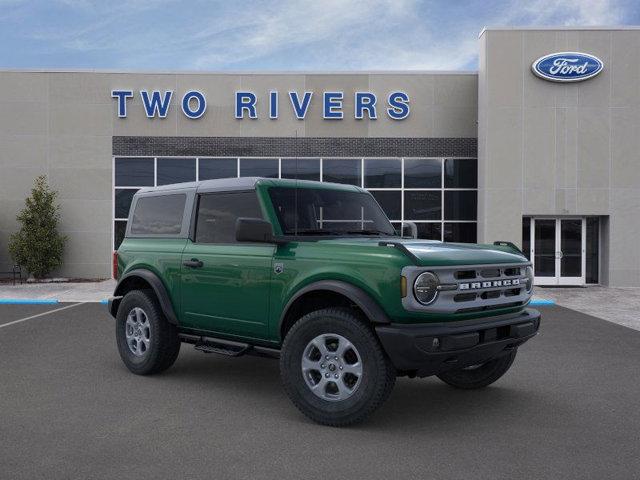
[532,52,604,82]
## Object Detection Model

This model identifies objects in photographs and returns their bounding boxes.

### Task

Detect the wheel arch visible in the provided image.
[111,269,179,325]
[279,280,391,340]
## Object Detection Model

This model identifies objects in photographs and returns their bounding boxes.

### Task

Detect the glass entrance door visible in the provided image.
[529,218,586,286]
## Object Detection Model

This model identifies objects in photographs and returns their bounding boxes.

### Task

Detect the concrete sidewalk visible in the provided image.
[0,279,115,303]
[534,286,640,331]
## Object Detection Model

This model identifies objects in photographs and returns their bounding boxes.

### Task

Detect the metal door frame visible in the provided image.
[529,217,586,286]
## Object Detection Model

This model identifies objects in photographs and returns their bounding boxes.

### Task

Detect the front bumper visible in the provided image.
[376,308,540,377]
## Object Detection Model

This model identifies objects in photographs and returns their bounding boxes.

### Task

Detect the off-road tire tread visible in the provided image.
[436,349,517,389]
[116,289,180,375]
[280,307,396,427]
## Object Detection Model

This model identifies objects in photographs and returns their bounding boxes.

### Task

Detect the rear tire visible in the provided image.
[436,349,517,389]
[280,308,396,427]
[116,289,180,375]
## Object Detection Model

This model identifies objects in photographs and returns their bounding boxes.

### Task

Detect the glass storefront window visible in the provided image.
[113,156,478,248]
[281,158,320,181]
[114,220,127,250]
[444,222,477,243]
[199,158,237,180]
[157,158,196,185]
[370,191,401,220]
[404,158,441,188]
[364,158,401,188]
[444,158,477,188]
[115,158,154,186]
[114,189,138,219]
[444,191,477,220]
[404,191,441,220]
[322,158,361,186]
[240,158,278,178]
[416,222,442,241]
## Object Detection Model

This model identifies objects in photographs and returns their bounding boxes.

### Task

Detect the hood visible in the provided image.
[316,237,527,267]
[398,240,527,266]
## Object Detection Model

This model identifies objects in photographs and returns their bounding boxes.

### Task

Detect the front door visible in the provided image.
[180,191,274,339]
[529,218,586,286]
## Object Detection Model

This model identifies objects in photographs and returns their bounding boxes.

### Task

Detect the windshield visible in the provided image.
[268,187,396,236]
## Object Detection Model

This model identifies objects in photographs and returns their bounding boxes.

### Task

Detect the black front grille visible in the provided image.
[454,293,477,302]
[455,270,476,280]
[480,268,501,278]
[455,301,524,314]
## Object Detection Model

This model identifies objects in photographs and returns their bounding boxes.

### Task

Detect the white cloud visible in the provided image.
[510,0,623,26]
[9,0,632,70]
[188,0,628,70]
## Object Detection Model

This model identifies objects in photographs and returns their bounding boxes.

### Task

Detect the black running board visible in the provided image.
[179,333,280,359]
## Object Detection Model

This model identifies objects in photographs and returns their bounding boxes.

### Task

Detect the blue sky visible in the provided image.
[0,0,638,71]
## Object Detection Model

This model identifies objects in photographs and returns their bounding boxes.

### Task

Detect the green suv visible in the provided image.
[108,177,540,426]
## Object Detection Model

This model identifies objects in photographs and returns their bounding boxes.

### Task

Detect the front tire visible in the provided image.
[436,349,517,389]
[116,289,180,375]
[280,308,396,427]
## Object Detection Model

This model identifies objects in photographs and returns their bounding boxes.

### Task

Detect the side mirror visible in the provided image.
[236,217,274,243]
[401,221,418,239]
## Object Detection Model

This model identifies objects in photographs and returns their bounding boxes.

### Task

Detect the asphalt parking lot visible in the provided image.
[1,303,639,479]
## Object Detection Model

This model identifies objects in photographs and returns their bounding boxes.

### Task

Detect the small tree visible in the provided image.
[9,175,67,278]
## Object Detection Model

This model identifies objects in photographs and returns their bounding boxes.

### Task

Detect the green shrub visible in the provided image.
[8,175,67,279]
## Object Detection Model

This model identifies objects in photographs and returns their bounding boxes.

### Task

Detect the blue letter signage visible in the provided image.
[140,90,173,118]
[111,90,133,118]
[113,90,411,120]
[532,52,603,82]
[181,90,207,119]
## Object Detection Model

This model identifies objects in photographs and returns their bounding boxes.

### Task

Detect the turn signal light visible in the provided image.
[400,276,407,297]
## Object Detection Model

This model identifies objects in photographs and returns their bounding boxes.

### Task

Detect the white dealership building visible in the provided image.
[0,26,639,286]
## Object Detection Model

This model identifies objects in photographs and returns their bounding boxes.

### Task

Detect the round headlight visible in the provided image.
[414,272,439,305]
[525,266,534,293]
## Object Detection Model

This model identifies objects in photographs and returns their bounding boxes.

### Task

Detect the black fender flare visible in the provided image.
[279,280,391,333]
[110,269,179,325]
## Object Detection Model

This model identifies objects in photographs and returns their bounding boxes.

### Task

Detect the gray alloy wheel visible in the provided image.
[301,333,363,401]
[115,289,181,376]
[125,307,152,357]
[280,307,396,426]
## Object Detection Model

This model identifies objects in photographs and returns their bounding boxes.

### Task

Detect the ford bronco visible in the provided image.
[108,177,540,426]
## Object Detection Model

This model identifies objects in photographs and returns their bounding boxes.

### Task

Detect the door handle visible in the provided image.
[183,258,203,268]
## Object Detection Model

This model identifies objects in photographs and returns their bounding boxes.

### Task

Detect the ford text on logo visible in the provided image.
[531,52,603,82]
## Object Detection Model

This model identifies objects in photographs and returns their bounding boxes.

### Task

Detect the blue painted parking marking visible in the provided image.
[0,299,59,305]
[530,299,555,306]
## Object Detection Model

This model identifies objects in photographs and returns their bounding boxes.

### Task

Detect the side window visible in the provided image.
[130,194,186,235]
[195,191,263,244]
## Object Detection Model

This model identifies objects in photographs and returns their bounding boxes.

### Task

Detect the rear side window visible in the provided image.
[130,194,186,235]
[195,191,263,243]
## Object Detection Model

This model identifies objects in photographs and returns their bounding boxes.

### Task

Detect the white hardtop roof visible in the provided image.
[137,177,260,194]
